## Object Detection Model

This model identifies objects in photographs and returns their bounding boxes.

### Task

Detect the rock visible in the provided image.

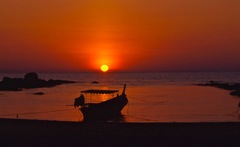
[0,77,23,91]
[24,72,39,81]
[230,90,240,97]
[0,72,76,91]
[33,92,45,95]
[91,81,99,84]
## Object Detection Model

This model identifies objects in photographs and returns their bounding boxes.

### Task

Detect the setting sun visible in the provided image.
[100,64,109,72]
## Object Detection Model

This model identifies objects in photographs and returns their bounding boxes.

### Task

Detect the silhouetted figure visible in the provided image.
[74,94,85,107]
[232,102,240,118]
[238,102,240,113]
[238,102,240,119]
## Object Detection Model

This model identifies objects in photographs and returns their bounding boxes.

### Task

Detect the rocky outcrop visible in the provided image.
[0,72,76,91]
[198,81,240,97]
[230,90,240,97]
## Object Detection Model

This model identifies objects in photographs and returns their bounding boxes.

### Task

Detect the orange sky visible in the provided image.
[1,0,240,72]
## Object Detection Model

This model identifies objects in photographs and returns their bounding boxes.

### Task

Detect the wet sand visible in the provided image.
[0,118,239,147]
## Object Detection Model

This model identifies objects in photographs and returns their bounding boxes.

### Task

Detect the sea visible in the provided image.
[0,72,240,122]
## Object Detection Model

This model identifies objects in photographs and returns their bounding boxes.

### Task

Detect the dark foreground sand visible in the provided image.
[0,118,239,147]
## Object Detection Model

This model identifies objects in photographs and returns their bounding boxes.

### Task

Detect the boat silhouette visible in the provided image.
[74,84,128,122]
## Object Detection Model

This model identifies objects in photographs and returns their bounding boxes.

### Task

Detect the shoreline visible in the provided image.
[1,118,240,146]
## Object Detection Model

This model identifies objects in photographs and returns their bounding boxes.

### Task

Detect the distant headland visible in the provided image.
[0,72,76,91]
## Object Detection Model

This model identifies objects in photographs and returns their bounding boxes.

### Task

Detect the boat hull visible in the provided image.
[80,94,128,122]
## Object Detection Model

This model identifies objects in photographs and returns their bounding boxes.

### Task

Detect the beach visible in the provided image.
[0,118,239,146]
[1,72,240,146]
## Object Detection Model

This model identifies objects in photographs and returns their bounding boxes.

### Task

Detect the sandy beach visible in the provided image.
[0,118,239,147]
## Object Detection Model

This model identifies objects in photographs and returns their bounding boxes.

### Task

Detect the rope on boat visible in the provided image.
[128,96,168,104]
[0,108,76,118]
[124,96,168,122]
[125,99,162,122]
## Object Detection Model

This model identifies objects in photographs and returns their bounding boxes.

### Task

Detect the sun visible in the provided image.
[100,64,109,72]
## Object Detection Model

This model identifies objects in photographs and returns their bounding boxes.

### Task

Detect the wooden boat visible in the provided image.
[74,84,128,122]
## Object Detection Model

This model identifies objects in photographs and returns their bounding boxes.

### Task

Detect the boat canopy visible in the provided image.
[81,89,119,94]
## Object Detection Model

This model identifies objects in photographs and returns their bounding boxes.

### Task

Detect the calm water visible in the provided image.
[0,72,240,122]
